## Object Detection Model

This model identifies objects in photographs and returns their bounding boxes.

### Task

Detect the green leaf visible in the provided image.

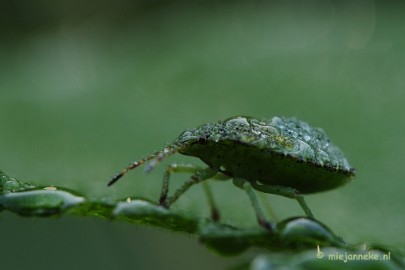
[1,169,404,269]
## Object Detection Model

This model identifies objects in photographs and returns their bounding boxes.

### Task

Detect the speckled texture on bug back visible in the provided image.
[175,116,355,194]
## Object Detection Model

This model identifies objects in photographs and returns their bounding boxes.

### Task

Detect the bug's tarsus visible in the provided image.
[159,194,168,207]
[211,207,221,222]
[258,218,274,232]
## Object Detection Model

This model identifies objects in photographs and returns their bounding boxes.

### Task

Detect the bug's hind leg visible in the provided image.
[233,178,274,231]
[251,182,315,219]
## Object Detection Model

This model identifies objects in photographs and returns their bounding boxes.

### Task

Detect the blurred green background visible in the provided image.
[1,0,405,269]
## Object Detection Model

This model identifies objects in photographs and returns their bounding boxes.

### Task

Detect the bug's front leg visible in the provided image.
[160,164,220,221]
[159,164,201,207]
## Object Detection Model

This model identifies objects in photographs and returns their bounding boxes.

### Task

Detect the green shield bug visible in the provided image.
[108,116,355,230]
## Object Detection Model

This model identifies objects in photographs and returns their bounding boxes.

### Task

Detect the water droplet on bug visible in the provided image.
[287,129,298,139]
[226,117,249,126]
[342,158,351,171]
[289,140,314,158]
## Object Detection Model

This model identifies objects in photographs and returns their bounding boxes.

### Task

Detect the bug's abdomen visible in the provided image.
[181,142,352,194]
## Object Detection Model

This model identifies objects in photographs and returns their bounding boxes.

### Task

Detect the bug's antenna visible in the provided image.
[107,145,181,187]
[144,145,181,173]
[108,153,157,186]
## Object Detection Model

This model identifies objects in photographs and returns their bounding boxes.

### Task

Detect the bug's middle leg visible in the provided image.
[233,178,274,231]
[202,181,220,221]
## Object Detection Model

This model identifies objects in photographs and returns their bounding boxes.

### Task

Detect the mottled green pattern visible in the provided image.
[177,116,354,174]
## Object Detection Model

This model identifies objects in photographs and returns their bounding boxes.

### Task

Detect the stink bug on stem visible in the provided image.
[108,116,355,231]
